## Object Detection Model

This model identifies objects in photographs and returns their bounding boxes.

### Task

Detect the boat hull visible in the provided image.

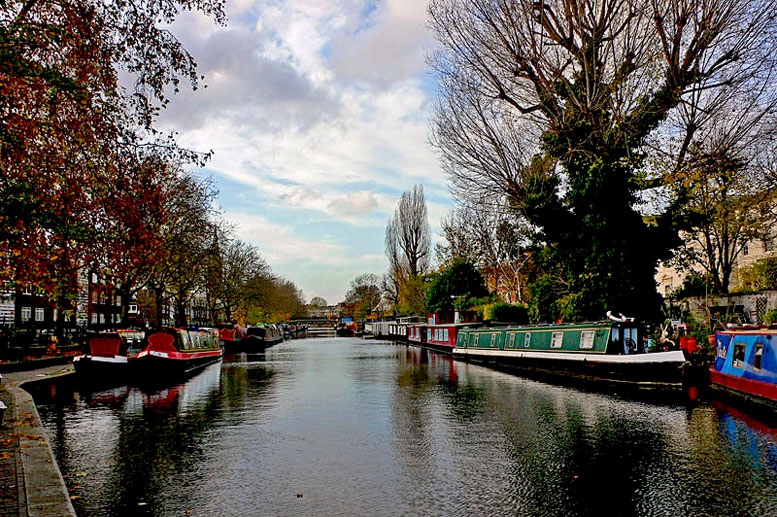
[709,369,777,411]
[73,355,133,381]
[133,349,222,380]
[222,336,269,354]
[454,347,687,389]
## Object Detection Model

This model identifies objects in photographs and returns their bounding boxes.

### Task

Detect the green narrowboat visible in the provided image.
[454,319,687,389]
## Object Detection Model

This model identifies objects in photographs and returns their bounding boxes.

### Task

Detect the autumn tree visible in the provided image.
[342,274,382,319]
[429,0,777,321]
[0,0,223,329]
[384,185,431,314]
[205,233,271,323]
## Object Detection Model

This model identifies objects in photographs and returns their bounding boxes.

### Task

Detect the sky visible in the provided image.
[156,0,450,305]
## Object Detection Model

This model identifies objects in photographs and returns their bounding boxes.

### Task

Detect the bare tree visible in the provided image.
[429,0,777,320]
[438,198,531,303]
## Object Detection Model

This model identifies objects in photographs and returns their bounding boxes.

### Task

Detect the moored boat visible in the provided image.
[454,317,687,389]
[219,325,248,353]
[73,329,145,380]
[709,327,777,410]
[422,311,480,354]
[134,327,222,380]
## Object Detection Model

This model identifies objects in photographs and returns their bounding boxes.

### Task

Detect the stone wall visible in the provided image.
[676,290,777,326]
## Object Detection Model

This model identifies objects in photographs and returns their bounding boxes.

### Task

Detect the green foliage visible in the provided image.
[425,259,488,312]
[740,256,777,291]
[765,308,777,325]
[527,274,562,323]
[482,303,528,324]
[671,273,717,299]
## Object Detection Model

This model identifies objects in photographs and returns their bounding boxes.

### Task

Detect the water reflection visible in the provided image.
[29,340,777,516]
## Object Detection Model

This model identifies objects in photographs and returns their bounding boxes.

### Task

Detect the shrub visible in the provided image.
[483,303,529,324]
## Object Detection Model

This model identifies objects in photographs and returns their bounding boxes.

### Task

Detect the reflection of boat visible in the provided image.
[134,327,222,380]
[454,318,687,389]
[710,328,777,410]
[142,363,222,413]
[73,330,145,380]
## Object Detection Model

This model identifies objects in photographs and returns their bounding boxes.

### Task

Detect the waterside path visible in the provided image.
[0,364,76,517]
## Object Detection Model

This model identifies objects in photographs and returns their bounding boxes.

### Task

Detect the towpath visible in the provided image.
[0,364,76,517]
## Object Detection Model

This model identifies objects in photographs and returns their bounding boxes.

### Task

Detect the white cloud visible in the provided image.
[158,1,452,301]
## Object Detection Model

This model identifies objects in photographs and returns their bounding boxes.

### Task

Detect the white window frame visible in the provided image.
[490,333,496,346]
[34,307,44,322]
[21,306,31,322]
[580,330,595,349]
[551,331,564,348]
[524,333,531,348]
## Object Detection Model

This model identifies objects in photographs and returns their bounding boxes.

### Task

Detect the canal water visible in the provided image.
[30,338,777,516]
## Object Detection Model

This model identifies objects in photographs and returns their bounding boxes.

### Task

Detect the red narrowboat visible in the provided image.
[134,327,222,379]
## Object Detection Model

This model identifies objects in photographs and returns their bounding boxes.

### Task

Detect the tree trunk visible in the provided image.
[154,286,164,329]
[175,296,188,328]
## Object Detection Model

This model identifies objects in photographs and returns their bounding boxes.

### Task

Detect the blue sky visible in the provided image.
[157,0,451,304]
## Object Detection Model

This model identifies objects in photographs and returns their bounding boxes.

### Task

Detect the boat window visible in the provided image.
[524,333,531,348]
[612,327,620,342]
[580,331,595,349]
[551,332,564,348]
[179,332,190,349]
[490,333,496,346]
[444,329,449,342]
[754,345,764,371]
[732,342,746,369]
[470,334,477,346]
[475,334,480,346]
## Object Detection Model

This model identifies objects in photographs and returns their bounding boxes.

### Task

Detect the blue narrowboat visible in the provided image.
[710,328,777,409]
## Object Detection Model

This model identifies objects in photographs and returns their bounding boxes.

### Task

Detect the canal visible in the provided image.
[30,338,777,516]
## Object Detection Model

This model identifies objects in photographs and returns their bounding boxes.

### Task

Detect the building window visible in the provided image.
[22,285,32,295]
[92,273,98,283]
[21,307,31,322]
[764,238,774,252]
[35,308,44,322]
[91,312,98,324]
[129,304,138,314]
[99,313,105,324]
[742,243,749,256]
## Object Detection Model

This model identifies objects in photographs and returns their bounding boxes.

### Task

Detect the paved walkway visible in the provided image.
[0,364,76,517]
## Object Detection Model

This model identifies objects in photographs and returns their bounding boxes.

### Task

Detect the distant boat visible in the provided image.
[73,329,145,380]
[710,327,777,410]
[219,325,248,353]
[454,317,687,389]
[134,327,222,379]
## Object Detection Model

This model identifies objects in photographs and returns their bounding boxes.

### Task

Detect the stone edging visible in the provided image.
[6,370,77,516]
